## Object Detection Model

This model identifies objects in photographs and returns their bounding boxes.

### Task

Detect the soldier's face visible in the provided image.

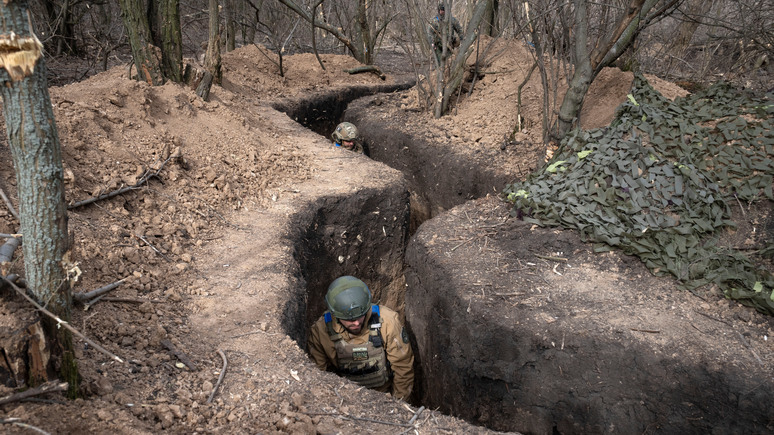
[439,9,445,18]
[342,139,355,150]
[340,315,366,334]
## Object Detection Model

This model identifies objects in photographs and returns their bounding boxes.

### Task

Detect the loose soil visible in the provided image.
[0,38,771,435]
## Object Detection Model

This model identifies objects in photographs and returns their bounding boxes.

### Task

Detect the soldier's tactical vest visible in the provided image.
[324,305,392,388]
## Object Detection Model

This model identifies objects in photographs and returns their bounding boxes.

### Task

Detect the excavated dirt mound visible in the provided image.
[0,37,771,435]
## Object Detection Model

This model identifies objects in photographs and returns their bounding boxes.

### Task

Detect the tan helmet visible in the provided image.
[331,122,359,143]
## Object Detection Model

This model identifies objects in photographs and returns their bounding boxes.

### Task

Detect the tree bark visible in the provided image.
[482,0,499,37]
[119,0,165,85]
[436,0,492,117]
[225,0,236,52]
[205,0,222,85]
[670,0,713,58]
[42,0,78,56]
[552,0,675,141]
[153,0,183,82]
[0,0,78,397]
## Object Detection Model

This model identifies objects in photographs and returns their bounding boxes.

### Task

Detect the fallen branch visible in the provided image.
[0,237,21,276]
[0,233,22,239]
[68,160,169,210]
[230,329,278,339]
[0,275,124,364]
[343,65,386,80]
[133,234,171,262]
[207,349,228,404]
[161,339,198,371]
[408,406,425,425]
[89,297,162,304]
[0,273,24,292]
[535,254,568,262]
[0,187,19,221]
[73,278,128,303]
[0,380,68,406]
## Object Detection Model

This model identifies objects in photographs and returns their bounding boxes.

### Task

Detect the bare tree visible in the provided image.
[515,0,682,144]
[118,0,183,84]
[36,0,79,55]
[0,0,78,396]
[276,0,394,64]
[204,0,222,85]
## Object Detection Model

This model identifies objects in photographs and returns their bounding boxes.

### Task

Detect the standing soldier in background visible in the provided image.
[308,276,415,401]
[427,2,463,67]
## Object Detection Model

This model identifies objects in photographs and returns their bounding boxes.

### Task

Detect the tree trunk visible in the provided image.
[225,0,236,52]
[205,0,222,85]
[482,0,499,37]
[0,0,78,397]
[357,0,373,65]
[435,0,492,117]
[277,0,365,62]
[153,0,183,82]
[43,0,78,56]
[552,0,667,141]
[670,0,713,58]
[119,0,165,85]
[554,0,593,140]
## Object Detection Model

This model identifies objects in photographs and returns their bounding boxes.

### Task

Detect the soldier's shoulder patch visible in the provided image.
[401,327,409,343]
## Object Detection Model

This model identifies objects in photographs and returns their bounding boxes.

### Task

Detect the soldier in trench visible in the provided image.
[308,276,415,401]
[331,122,364,154]
[427,2,463,67]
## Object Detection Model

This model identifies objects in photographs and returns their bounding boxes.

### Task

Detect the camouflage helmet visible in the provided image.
[325,276,372,320]
[331,122,359,143]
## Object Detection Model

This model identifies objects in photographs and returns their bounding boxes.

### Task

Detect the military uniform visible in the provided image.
[427,12,463,65]
[308,305,414,400]
[334,141,364,154]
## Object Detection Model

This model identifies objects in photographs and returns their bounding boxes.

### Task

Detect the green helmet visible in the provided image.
[331,122,359,143]
[325,276,371,320]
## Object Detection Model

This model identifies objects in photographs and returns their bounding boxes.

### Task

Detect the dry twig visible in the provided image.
[207,349,228,404]
[0,275,124,364]
[0,418,51,435]
[73,277,128,303]
[68,161,169,209]
[0,187,19,221]
[0,380,68,406]
[535,254,568,262]
[161,339,198,371]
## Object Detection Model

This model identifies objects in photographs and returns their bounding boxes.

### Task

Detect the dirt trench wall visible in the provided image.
[287,185,411,348]
[405,198,774,434]
[272,82,414,141]
[345,96,518,225]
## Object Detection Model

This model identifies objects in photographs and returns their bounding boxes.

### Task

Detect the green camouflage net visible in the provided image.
[504,74,774,314]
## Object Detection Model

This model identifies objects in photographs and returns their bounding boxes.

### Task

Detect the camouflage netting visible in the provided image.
[505,75,774,314]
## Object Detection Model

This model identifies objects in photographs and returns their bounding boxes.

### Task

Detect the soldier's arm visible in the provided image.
[382,310,415,401]
[307,322,331,371]
[453,17,463,36]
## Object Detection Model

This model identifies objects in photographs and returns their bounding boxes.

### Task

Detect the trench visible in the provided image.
[273,84,520,426]
[271,85,774,434]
